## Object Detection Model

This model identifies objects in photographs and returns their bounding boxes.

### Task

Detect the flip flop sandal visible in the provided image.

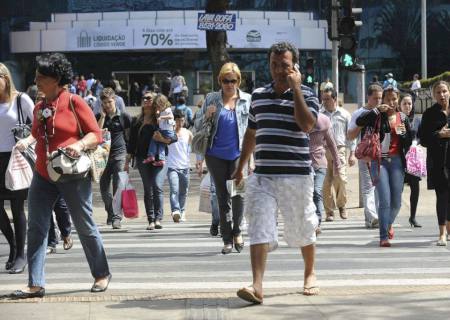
[303,286,320,296]
[237,286,263,304]
[63,236,73,250]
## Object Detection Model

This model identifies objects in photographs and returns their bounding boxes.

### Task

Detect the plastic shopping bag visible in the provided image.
[405,142,427,178]
[199,173,212,213]
[5,146,33,191]
[112,171,128,217]
[121,179,139,219]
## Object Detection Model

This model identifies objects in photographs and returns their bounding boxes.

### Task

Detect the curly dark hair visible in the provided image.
[268,41,299,64]
[36,53,73,86]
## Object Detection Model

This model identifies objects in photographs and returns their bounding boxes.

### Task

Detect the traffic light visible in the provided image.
[338,0,362,70]
[304,58,315,88]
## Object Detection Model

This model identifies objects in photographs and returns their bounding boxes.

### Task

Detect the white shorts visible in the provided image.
[244,174,318,250]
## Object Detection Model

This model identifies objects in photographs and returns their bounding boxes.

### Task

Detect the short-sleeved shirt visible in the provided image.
[32,90,102,180]
[96,111,132,160]
[248,82,319,176]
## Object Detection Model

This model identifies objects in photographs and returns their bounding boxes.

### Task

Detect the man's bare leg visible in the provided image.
[248,243,268,300]
[301,244,319,295]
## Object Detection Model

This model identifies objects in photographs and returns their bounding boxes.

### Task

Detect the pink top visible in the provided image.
[309,113,341,172]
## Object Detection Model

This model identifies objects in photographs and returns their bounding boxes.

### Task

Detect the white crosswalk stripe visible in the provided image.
[1,218,450,293]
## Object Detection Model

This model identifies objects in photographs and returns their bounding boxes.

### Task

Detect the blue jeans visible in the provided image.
[370,156,404,241]
[136,156,167,222]
[27,173,110,288]
[148,130,176,161]
[313,168,326,224]
[210,179,220,226]
[167,167,190,213]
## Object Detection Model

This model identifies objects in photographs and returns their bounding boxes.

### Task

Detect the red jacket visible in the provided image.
[32,90,102,180]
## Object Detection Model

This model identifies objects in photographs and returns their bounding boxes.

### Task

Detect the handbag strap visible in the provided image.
[68,94,86,138]
[16,93,24,124]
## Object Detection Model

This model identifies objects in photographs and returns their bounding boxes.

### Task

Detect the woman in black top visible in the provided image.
[419,81,450,246]
[126,92,176,230]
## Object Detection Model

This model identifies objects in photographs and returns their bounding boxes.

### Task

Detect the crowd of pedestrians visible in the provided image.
[0,42,449,305]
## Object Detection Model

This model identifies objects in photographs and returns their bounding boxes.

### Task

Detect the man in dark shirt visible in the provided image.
[96,88,132,229]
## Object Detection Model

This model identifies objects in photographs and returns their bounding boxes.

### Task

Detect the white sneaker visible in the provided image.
[172,210,181,223]
[180,211,186,222]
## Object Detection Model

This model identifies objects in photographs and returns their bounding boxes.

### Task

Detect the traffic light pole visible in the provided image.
[331,0,339,94]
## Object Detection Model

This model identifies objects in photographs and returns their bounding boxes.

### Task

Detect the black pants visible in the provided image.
[405,173,420,219]
[205,155,244,245]
[435,184,450,225]
[0,152,27,264]
[47,196,72,247]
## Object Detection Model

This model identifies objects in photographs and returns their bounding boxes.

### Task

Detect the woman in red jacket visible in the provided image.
[9,53,111,299]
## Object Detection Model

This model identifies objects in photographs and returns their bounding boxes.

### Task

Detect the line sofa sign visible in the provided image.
[197,13,236,31]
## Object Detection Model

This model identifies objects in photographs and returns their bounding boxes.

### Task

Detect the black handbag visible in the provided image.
[11,93,32,141]
[10,93,36,167]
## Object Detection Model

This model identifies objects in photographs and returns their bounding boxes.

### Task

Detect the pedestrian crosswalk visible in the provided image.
[1,217,450,295]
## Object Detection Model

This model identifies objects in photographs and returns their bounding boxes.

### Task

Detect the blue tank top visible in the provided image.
[206,108,240,160]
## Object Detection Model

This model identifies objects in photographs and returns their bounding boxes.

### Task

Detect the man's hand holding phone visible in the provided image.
[287,63,302,90]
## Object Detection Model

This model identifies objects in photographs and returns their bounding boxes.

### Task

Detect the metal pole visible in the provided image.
[421,0,427,79]
[356,65,365,208]
[331,0,339,94]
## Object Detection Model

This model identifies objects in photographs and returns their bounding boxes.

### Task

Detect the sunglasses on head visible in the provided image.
[222,79,238,85]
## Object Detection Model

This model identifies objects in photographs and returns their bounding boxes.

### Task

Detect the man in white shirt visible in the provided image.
[320,88,356,221]
[347,84,383,228]
[84,90,97,111]
[411,74,421,91]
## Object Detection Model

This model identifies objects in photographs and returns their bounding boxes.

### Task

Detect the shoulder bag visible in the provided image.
[69,95,110,183]
[11,93,36,166]
[191,117,213,155]
[355,114,381,184]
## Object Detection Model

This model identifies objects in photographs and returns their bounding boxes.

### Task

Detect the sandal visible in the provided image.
[237,286,263,304]
[63,236,73,250]
[303,286,320,296]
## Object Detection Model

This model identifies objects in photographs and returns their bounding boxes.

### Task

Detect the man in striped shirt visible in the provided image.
[234,42,320,304]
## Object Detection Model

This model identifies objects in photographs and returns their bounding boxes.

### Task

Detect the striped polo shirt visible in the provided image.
[248,82,319,176]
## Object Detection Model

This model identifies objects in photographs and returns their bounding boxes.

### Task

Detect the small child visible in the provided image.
[143,94,176,166]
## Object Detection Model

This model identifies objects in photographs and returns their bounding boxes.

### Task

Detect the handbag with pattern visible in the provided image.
[69,95,110,183]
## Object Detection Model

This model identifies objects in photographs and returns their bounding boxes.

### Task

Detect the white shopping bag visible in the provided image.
[112,171,129,217]
[5,146,33,191]
[199,173,212,213]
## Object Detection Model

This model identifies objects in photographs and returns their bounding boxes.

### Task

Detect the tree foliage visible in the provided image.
[206,0,230,91]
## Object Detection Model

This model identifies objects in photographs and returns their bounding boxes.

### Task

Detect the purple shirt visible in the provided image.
[309,113,341,171]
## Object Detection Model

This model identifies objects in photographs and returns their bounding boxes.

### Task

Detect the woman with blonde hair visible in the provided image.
[194,62,252,254]
[126,92,177,230]
[0,63,34,273]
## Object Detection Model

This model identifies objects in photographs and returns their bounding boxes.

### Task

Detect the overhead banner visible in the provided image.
[197,13,237,31]
[11,23,329,52]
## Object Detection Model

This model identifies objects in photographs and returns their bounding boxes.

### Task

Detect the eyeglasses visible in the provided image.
[222,79,238,85]
[142,96,153,101]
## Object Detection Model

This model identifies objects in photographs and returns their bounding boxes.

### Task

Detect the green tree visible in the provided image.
[373,0,421,79]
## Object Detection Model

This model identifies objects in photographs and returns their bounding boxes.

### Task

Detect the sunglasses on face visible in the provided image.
[142,96,153,101]
[222,79,238,85]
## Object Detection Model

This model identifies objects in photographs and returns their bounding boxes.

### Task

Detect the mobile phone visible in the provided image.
[294,63,300,72]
